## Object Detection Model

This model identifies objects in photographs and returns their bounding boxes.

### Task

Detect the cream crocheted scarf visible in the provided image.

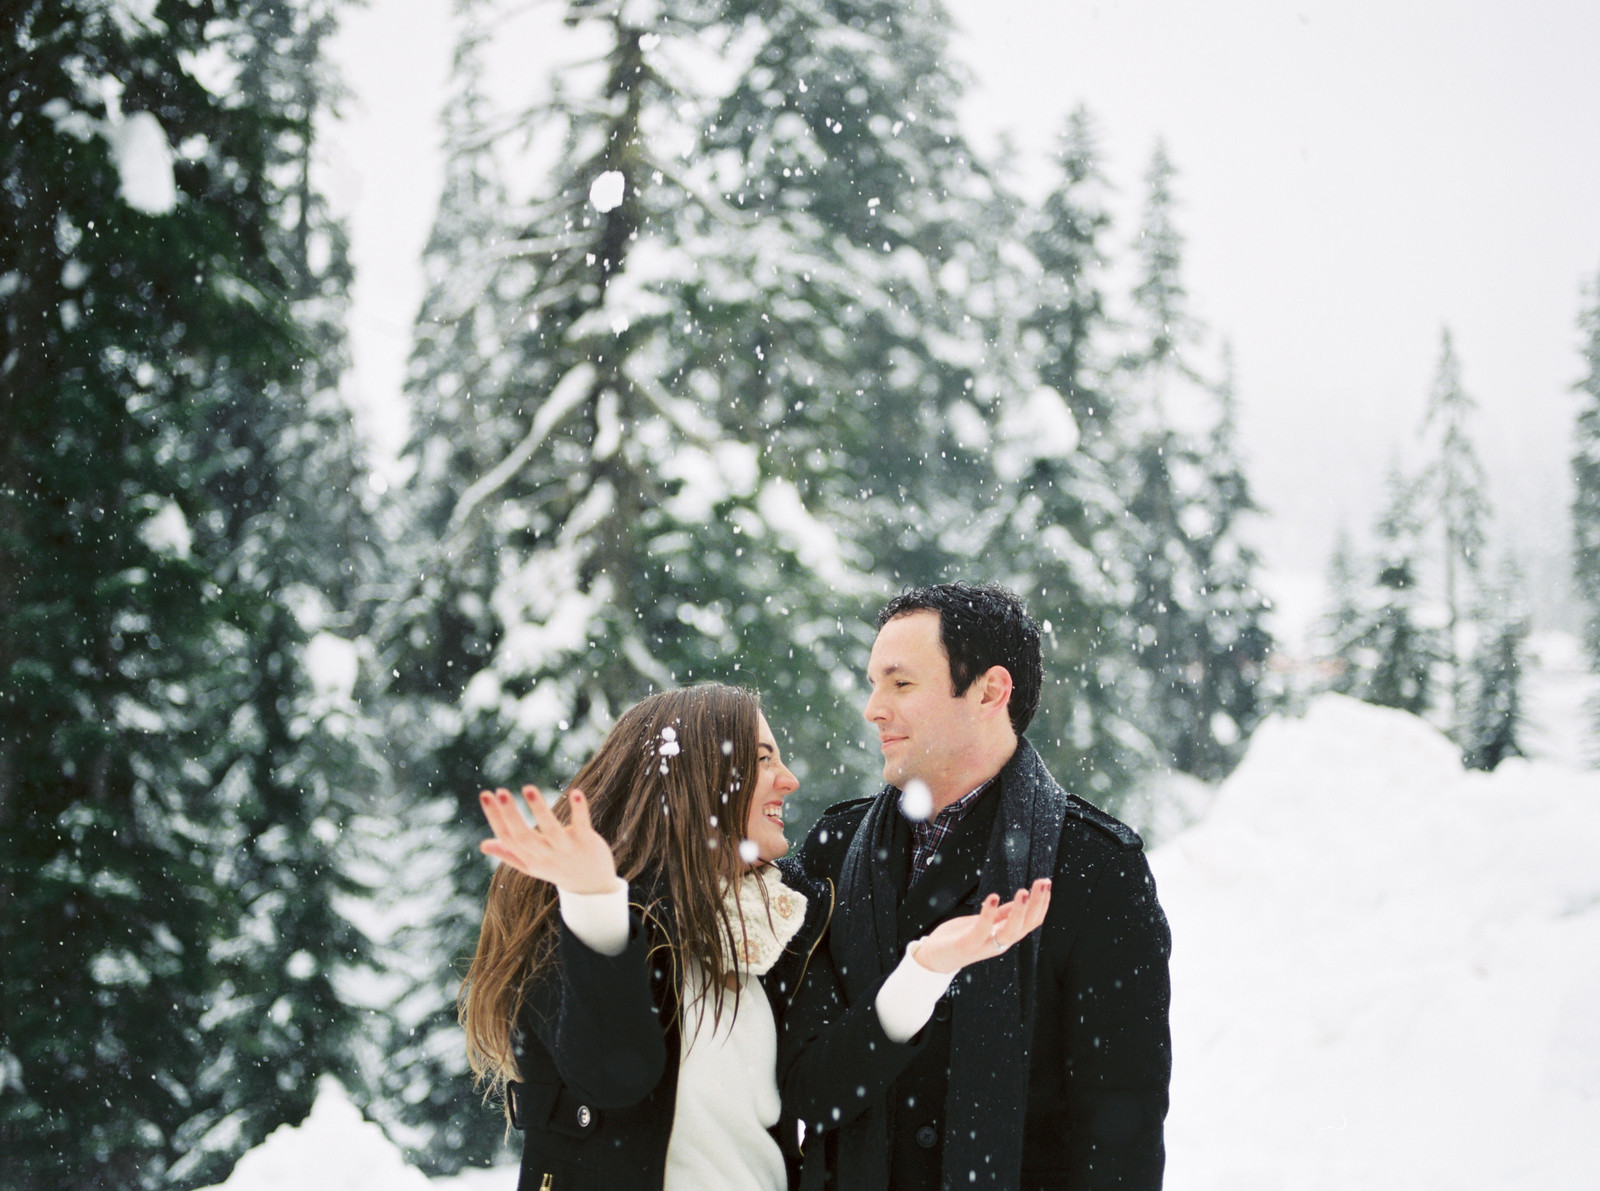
[721,864,808,977]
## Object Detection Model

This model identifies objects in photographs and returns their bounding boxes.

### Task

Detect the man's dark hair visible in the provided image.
[876,582,1043,734]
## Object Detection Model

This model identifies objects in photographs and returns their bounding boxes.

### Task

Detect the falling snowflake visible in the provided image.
[589,170,626,213]
[900,779,933,822]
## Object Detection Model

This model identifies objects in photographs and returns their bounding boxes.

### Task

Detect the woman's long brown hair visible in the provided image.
[459,683,766,1107]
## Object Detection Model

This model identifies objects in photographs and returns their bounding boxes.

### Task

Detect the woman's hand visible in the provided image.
[477,785,620,895]
[911,878,1053,975]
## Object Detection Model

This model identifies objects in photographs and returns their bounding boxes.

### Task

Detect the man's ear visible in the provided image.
[977,665,1014,719]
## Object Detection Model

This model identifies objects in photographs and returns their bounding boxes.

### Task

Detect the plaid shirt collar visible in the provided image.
[907,777,996,885]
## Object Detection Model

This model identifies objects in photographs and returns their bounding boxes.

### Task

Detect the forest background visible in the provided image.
[4,0,1600,1187]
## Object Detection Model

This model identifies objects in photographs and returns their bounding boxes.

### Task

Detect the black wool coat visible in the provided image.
[779,741,1172,1191]
[508,861,833,1191]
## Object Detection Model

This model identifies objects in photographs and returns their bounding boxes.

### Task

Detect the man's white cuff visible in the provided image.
[874,941,956,1044]
[557,879,629,957]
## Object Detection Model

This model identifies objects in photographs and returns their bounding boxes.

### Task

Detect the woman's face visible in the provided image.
[743,712,798,864]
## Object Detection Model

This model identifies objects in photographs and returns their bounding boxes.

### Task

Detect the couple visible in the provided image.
[461,583,1172,1191]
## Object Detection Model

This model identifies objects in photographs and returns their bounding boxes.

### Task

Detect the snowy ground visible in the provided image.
[200,692,1600,1190]
[1155,695,1600,1191]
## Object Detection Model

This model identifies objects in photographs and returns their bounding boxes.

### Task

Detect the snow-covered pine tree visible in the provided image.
[368,0,547,1168]
[1419,326,1491,730]
[1179,348,1273,774]
[1118,144,1271,780]
[2,1,376,1185]
[1570,266,1600,733]
[670,0,1080,821]
[379,0,902,1164]
[1344,467,1444,716]
[169,3,387,1180]
[1321,528,1363,695]
[1005,107,1156,808]
[1460,555,1528,772]
[1126,141,1199,385]
[1024,106,1118,448]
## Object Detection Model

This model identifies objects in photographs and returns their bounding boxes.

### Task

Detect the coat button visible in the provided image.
[932,999,951,1022]
[915,1124,938,1149]
[577,1105,592,1128]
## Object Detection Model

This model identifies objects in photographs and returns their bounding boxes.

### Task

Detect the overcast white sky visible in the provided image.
[325,0,1600,641]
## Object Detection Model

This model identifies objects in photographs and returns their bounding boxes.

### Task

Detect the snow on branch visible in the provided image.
[445,362,595,536]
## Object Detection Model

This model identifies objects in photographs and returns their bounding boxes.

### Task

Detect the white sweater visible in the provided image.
[559,882,951,1191]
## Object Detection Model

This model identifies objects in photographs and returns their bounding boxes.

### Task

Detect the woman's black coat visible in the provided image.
[507,862,832,1191]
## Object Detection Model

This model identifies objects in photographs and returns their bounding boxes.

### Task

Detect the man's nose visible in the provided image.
[863,688,886,723]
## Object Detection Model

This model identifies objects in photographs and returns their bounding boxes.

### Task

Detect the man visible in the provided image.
[781,582,1171,1190]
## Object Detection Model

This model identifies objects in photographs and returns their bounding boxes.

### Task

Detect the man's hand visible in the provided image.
[912,878,1052,974]
[477,785,620,895]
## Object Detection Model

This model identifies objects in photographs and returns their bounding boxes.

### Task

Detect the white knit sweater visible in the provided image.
[559,879,950,1191]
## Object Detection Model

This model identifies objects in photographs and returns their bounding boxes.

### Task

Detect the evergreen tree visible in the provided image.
[1461,556,1528,772]
[182,0,384,1174]
[1119,146,1271,779]
[1420,326,1491,725]
[381,1,1082,1159]
[2,1,377,1185]
[1571,267,1600,692]
[1024,107,1117,446]
[368,0,543,1168]
[1321,528,1362,695]
[1127,140,1201,387]
[683,0,1031,802]
[1005,108,1155,808]
[377,0,885,1164]
[1181,349,1273,770]
[1342,468,1444,716]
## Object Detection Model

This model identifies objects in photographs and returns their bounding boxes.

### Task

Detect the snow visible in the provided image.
[195,1080,438,1191]
[588,170,626,213]
[103,110,178,215]
[106,0,163,36]
[1523,631,1600,769]
[757,478,871,596]
[305,633,360,706]
[199,695,1599,1189]
[1152,695,1600,1191]
[994,385,1080,482]
[899,779,933,822]
[138,499,192,559]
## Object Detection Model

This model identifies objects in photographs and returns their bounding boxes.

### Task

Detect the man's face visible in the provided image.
[863,610,985,790]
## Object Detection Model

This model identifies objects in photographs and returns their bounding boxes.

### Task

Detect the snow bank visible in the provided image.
[196,1080,439,1191]
[1151,694,1600,1191]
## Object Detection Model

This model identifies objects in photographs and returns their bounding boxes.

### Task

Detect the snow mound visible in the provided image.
[197,1080,434,1191]
[1151,694,1600,1191]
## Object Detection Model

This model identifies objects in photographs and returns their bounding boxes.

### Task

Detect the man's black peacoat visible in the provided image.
[779,739,1171,1191]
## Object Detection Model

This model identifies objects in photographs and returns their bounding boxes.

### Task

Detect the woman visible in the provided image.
[460,684,1048,1191]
